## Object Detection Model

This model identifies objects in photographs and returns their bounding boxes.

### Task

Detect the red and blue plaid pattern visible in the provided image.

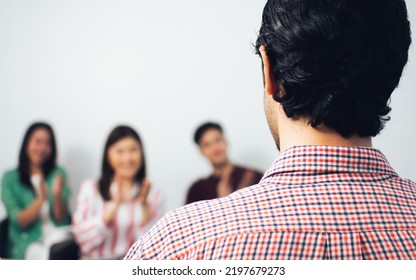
[125,146,416,259]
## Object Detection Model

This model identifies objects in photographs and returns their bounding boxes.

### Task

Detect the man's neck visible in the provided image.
[278,117,372,152]
[212,160,233,177]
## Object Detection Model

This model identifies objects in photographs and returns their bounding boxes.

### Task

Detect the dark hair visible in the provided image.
[98,125,146,201]
[18,122,57,190]
[194,122,223,145]
[255,0,411,137]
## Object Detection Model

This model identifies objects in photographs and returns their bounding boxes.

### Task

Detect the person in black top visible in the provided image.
[186,122,263,204]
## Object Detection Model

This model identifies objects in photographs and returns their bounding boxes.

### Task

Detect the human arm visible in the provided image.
[134,180,164,239]
[72,180,112,254]
[137,179,151,227]
[51,172,68,222]
[17,196,44,228]
[99,182,122,225]
[1,172,45,229]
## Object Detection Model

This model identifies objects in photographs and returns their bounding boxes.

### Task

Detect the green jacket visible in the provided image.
[1,166,71,259]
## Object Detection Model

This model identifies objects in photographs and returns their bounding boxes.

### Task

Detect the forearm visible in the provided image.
[17,197,44,228]
[52,194,67,221]
[73,205,110,253]
[140,202,151,227]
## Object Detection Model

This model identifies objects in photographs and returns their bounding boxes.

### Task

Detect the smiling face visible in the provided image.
[199,128,229,168]
[26,128,52,167]
[107,136,142,181]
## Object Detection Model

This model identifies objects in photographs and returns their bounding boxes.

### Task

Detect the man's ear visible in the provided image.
[259,46,279,97]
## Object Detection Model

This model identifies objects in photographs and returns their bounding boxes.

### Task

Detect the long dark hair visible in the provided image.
[98,125,146,201]
[18,122,57,190]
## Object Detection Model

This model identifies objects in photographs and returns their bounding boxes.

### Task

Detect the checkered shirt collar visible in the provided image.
[262,145,398,181]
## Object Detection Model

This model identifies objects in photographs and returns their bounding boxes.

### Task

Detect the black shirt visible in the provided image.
[185,165,263,204]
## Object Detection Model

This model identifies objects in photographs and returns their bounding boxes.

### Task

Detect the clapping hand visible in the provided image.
[52,173,64,197]
[137,178,152,227]
[137,178,151,205]
[38,175,48,201]
[109,182,122,206]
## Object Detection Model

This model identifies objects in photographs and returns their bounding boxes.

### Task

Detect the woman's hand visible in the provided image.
[109,183,122,206]
[38,174,48,201]
[51,172,68,221]
[138,178,152,227]
[17,174,48,227]
[103,183,122,225]
[52,173,64,198]
[137,178,151,205]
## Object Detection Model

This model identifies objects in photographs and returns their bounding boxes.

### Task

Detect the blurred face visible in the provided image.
[108,136,142,181]
[26,128,52,167]
[199,129,228,167]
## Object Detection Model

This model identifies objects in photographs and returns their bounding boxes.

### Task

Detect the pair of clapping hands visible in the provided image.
[34,173,64,201]
[109,178,151,206]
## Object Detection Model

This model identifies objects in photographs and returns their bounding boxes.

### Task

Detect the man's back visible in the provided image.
[125,146,416,259]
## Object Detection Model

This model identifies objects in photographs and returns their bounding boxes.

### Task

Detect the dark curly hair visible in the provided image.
[256,0,411,137]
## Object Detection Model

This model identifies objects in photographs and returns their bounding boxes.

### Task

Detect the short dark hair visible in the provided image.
[256,0,411,137]
[18,122,57,190]
[194,122,223,145]
[99,125,146,201]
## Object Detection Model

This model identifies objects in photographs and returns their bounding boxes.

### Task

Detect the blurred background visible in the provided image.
[0,0,415,213]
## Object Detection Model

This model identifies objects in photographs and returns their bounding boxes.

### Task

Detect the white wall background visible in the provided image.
[0,0,415,214]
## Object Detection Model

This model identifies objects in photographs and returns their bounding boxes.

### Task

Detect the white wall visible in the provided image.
[0,0,415,213]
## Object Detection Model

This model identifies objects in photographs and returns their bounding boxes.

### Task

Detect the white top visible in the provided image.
[30,174,71,247]
[72,179,163,259]
[31,175,53,237]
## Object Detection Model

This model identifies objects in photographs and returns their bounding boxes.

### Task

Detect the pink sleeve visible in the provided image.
[72,180,109,255]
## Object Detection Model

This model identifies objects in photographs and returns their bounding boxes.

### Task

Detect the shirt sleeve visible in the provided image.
[185,182,199,205]
[1,172,21,226]
[72,180,110,254]
[124,238,144,260]
[125,213,169,260]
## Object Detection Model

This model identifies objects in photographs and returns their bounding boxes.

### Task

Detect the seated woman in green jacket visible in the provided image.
[1,122,73,259]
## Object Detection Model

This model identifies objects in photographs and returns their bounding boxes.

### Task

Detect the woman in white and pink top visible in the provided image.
[72,126,163,259]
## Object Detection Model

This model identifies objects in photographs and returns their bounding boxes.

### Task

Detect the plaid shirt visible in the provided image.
[125,146,416,260]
